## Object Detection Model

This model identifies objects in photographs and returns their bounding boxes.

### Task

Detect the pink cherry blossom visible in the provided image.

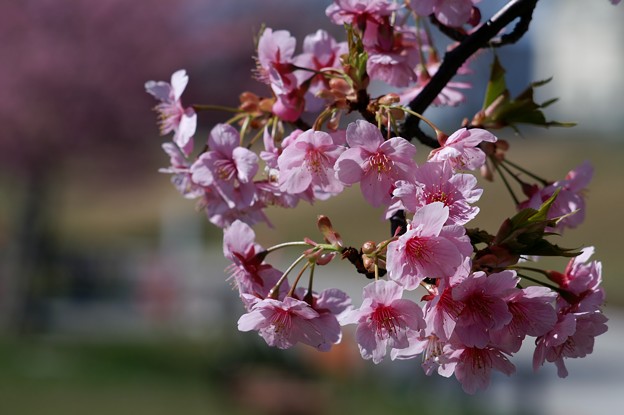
[447,344,516,394]
[238,296,338,351]
[326,0,399,27]
[531,247,607,377]
[256,28,298,95]
[553,246,604,312]
[428,128,497,171]
[145,69,197,154]
[409,0,477,27]
[190,124,259,209]
[390,160,482,225]
[200,187,270,229]
[294,30,347,111]
[392,333,456,377]
[489,286,557,353]
[518,161,593,232]
[223,220,283,301]
[158,142,203,199]
[533,310,607,378]
[277,129,345,196]
[386,202,473,289]
[341,279,425,363]
[335,120,418,207]
[363,22,419,87]
[452,270,517,348]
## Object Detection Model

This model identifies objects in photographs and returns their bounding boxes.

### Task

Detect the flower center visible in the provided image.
[270,309,292,334]
[406,236,431,261]
[371,305,400,339]
[306,150,327,174]
[368,152,393,178]
[213,159,237,181]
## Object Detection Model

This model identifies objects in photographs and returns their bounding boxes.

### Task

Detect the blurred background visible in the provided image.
[1,1,623,414]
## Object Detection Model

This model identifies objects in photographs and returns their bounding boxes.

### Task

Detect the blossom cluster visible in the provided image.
[146,0,612,394]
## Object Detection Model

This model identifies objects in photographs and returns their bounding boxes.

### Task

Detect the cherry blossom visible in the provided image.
[409,0,478,27]
[238,296,338,351]
[447,344,516,394]
[428,127,498,171]
[223,220,283,301]
[158,143,203,199]
[326,0,399,27]
[341,279,425,363]
[145,69,197,154]
[451,270,517,348]
[390,160,482,225]
[190,124,259,209]
[518,161,593,232]
[277,129,345,196]
[386,202,473,289]
[335,120,417,207]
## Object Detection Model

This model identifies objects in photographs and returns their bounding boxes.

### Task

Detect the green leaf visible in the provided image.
[483,55,508,109]
[476,59,575,130]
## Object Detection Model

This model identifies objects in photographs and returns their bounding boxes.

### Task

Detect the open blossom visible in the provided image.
[159,142,203,199]
[223,220,282,301]
[428,128,497,171]
[326,0,399,27]
[552,247,604,311]
[335,120,417,207]
[533,247,607,377]
[190,124,259,209]
[533,311,608,378]
[489,286,557,353]
[447,344,516,394]
[238,296,340,351]
[145,69,197,154]
[386,202,473,290]
[278,129,345,196]
[364,23,419,87]
[452,270,517,348]
[409,0,478,27]
[518,161,593,232]
[341,279,425,363]
[390,160,482,225]
[256,28,297,95]
[294,30,347,111]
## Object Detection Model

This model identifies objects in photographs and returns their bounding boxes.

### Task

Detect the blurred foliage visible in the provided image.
[0,336,495,415]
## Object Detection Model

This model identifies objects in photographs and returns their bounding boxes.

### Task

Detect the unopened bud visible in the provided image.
[361,241,377,255]
[379,93,400,106]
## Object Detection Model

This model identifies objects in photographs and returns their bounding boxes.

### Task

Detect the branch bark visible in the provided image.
[400,0,539,147]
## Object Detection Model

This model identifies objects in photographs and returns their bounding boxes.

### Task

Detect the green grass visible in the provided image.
[0,337,494,415]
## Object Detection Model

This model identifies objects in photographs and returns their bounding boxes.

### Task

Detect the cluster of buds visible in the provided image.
[146,0,615,394]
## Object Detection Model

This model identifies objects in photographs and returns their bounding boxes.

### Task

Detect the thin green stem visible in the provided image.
[268,253,307,299]
[502,158,549,185]
[265,241,312,254]
[192,104,242,113]
[493,158,520,205]
[396,105,443,137]
[287,261,311,298]
[516,272,561,293]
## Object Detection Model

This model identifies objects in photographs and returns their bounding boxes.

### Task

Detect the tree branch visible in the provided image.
[401,0,539,147]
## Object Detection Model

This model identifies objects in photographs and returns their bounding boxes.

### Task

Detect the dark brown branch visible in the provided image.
[401,0,539,147]
[430,3,536,48]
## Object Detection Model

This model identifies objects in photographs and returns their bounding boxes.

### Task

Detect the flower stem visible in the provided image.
[268,253,307,299]
[192,104,242,113]
[493,158,520,205]
[265,241,312,254]
[503,158,549,185]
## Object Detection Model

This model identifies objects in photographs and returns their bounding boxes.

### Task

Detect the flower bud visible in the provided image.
[361,241,377,255]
